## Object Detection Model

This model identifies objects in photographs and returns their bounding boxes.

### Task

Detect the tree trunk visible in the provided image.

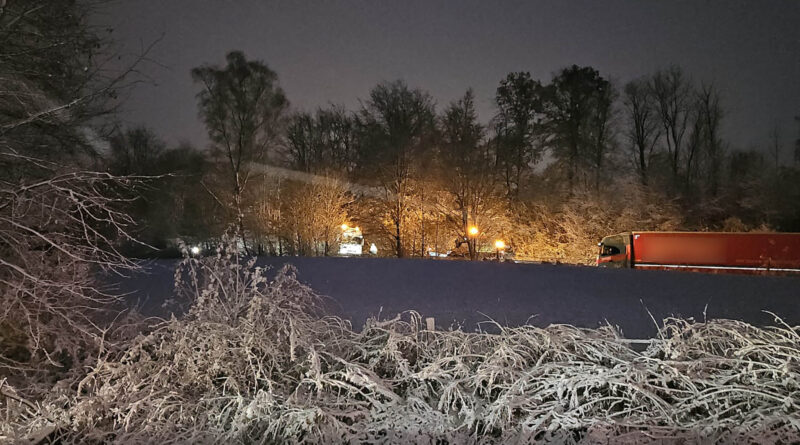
[233,183,249,255]
[395,220,403,258]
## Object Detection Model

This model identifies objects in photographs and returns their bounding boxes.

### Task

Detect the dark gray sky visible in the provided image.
[98,0,800,157]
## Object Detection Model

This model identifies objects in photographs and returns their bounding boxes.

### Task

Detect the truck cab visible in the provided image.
[596,232,631,267]
[339,226,364,256]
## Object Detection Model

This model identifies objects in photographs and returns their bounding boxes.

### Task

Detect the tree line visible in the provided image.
[109,51,800,262]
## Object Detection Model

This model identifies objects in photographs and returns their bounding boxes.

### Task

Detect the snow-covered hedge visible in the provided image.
[3,250,799,443]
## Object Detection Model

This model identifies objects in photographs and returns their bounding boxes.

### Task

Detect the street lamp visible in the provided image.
[341,223,349,231]
[466,226,480,260]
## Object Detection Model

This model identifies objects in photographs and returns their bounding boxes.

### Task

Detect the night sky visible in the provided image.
[97,0,800,157]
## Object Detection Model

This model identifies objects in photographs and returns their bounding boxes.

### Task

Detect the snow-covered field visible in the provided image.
[114,257,800,339]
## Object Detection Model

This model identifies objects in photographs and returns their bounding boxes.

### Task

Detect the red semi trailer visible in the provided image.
[596,231,800,274]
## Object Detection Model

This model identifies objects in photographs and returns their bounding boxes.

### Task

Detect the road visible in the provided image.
[111,257,800,339]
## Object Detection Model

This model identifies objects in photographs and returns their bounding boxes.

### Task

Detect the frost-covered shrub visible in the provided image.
[3,248,799,443]
[510,185,683,265]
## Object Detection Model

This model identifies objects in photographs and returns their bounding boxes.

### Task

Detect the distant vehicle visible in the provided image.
[596,231,800,274]
[339,225,364,256]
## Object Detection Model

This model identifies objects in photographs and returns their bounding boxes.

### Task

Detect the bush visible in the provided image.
[510,185,683,265]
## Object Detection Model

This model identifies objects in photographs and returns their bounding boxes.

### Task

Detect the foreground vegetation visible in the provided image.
[3,251,800,444]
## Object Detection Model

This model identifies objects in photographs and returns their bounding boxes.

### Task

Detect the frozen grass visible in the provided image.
[2,249,799,444]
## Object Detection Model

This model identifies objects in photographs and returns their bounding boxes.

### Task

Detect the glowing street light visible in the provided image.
[190,246,201,255]
[468,226,479,236]
[494,239,506,261]
[341,224,349,231]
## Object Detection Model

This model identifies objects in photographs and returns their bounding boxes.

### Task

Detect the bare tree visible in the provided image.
[623,78,661,185]
[192,51,289,252]
[650,66,693,183]
[108,126,166,175]
[0,169,139,368]
[586,80,617,192]
[769,122,781,171]
[683,102,704,188]
[696,83,725,196]
[1,0,146,381]
[285,106,357,175]
[286,113,319,174]
[275,178,349,256]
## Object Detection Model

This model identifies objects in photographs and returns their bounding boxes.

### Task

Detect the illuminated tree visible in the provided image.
[439,89,499,260]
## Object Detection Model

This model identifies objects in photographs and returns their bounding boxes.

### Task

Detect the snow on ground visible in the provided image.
[111,257,800,339]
